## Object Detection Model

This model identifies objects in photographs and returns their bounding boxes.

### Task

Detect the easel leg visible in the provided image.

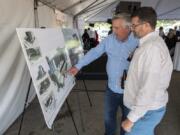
[82,73,92,107]
[52,124,56,135]
[76,92,85,132]
[66,100,80,135]
[18,78,32,135]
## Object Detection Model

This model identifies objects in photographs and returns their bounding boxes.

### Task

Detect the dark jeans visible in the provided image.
[104,87,126,135]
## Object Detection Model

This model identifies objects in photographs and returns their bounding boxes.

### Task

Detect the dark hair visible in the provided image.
[159,26,163,30]
[131,7,157,29]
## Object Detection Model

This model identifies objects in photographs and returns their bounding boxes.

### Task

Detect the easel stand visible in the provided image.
[18,78,32,135]
[66,100,80,135]
[76,71,93,107]
[51,100,80,135]
[17,78,80,135]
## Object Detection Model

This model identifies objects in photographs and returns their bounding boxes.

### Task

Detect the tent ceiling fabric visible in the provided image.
[39,0,180,21]
[39,0,98,15]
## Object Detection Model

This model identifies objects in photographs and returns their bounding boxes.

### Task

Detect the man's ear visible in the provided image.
[145,22,151,28]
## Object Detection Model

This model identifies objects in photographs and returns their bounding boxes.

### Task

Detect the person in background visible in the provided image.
[174,26,177,36]
[122,7,173,135]
[108,26,113,35]
[176,26,180,41]
[68,13,138,135]
[165,28,177,57]
[159,26,165,39]
[82,29,90,50]
[87,27,96,48]
[94,30,99,46]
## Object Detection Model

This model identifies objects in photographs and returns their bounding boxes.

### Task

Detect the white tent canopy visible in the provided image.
[39,0,180,22]
[0,0,180,134]
[39,0,180,34]
[0,0,73,134]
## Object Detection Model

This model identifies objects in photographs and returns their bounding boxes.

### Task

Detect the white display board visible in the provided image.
[16,28,78,128]
[62,28,84,66]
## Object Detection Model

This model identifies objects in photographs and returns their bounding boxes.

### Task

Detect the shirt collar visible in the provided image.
[139,31,158,47]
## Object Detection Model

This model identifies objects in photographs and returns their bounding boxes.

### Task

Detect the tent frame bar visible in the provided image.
[74,0,99,17]
[85,1,117,22]
[62,0,88,12]
[158,6,180,17]
[84,0,107,13]
[84,2,114,17]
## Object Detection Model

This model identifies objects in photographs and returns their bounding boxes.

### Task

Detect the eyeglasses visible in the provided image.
[131,23,146,29]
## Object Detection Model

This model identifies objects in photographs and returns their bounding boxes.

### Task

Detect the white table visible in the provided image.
[173,42,180,71]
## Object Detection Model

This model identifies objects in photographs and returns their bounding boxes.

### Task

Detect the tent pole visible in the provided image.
[17,1,39,134]
[34,0,39,28]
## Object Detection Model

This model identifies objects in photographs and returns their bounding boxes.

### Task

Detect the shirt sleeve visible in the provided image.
[127,46,162,122]
[75,39,106,70]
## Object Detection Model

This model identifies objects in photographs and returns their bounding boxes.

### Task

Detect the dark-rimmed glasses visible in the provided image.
[131,23,146,29]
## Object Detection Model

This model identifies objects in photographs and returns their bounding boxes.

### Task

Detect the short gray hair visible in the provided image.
[112,13,131,28]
